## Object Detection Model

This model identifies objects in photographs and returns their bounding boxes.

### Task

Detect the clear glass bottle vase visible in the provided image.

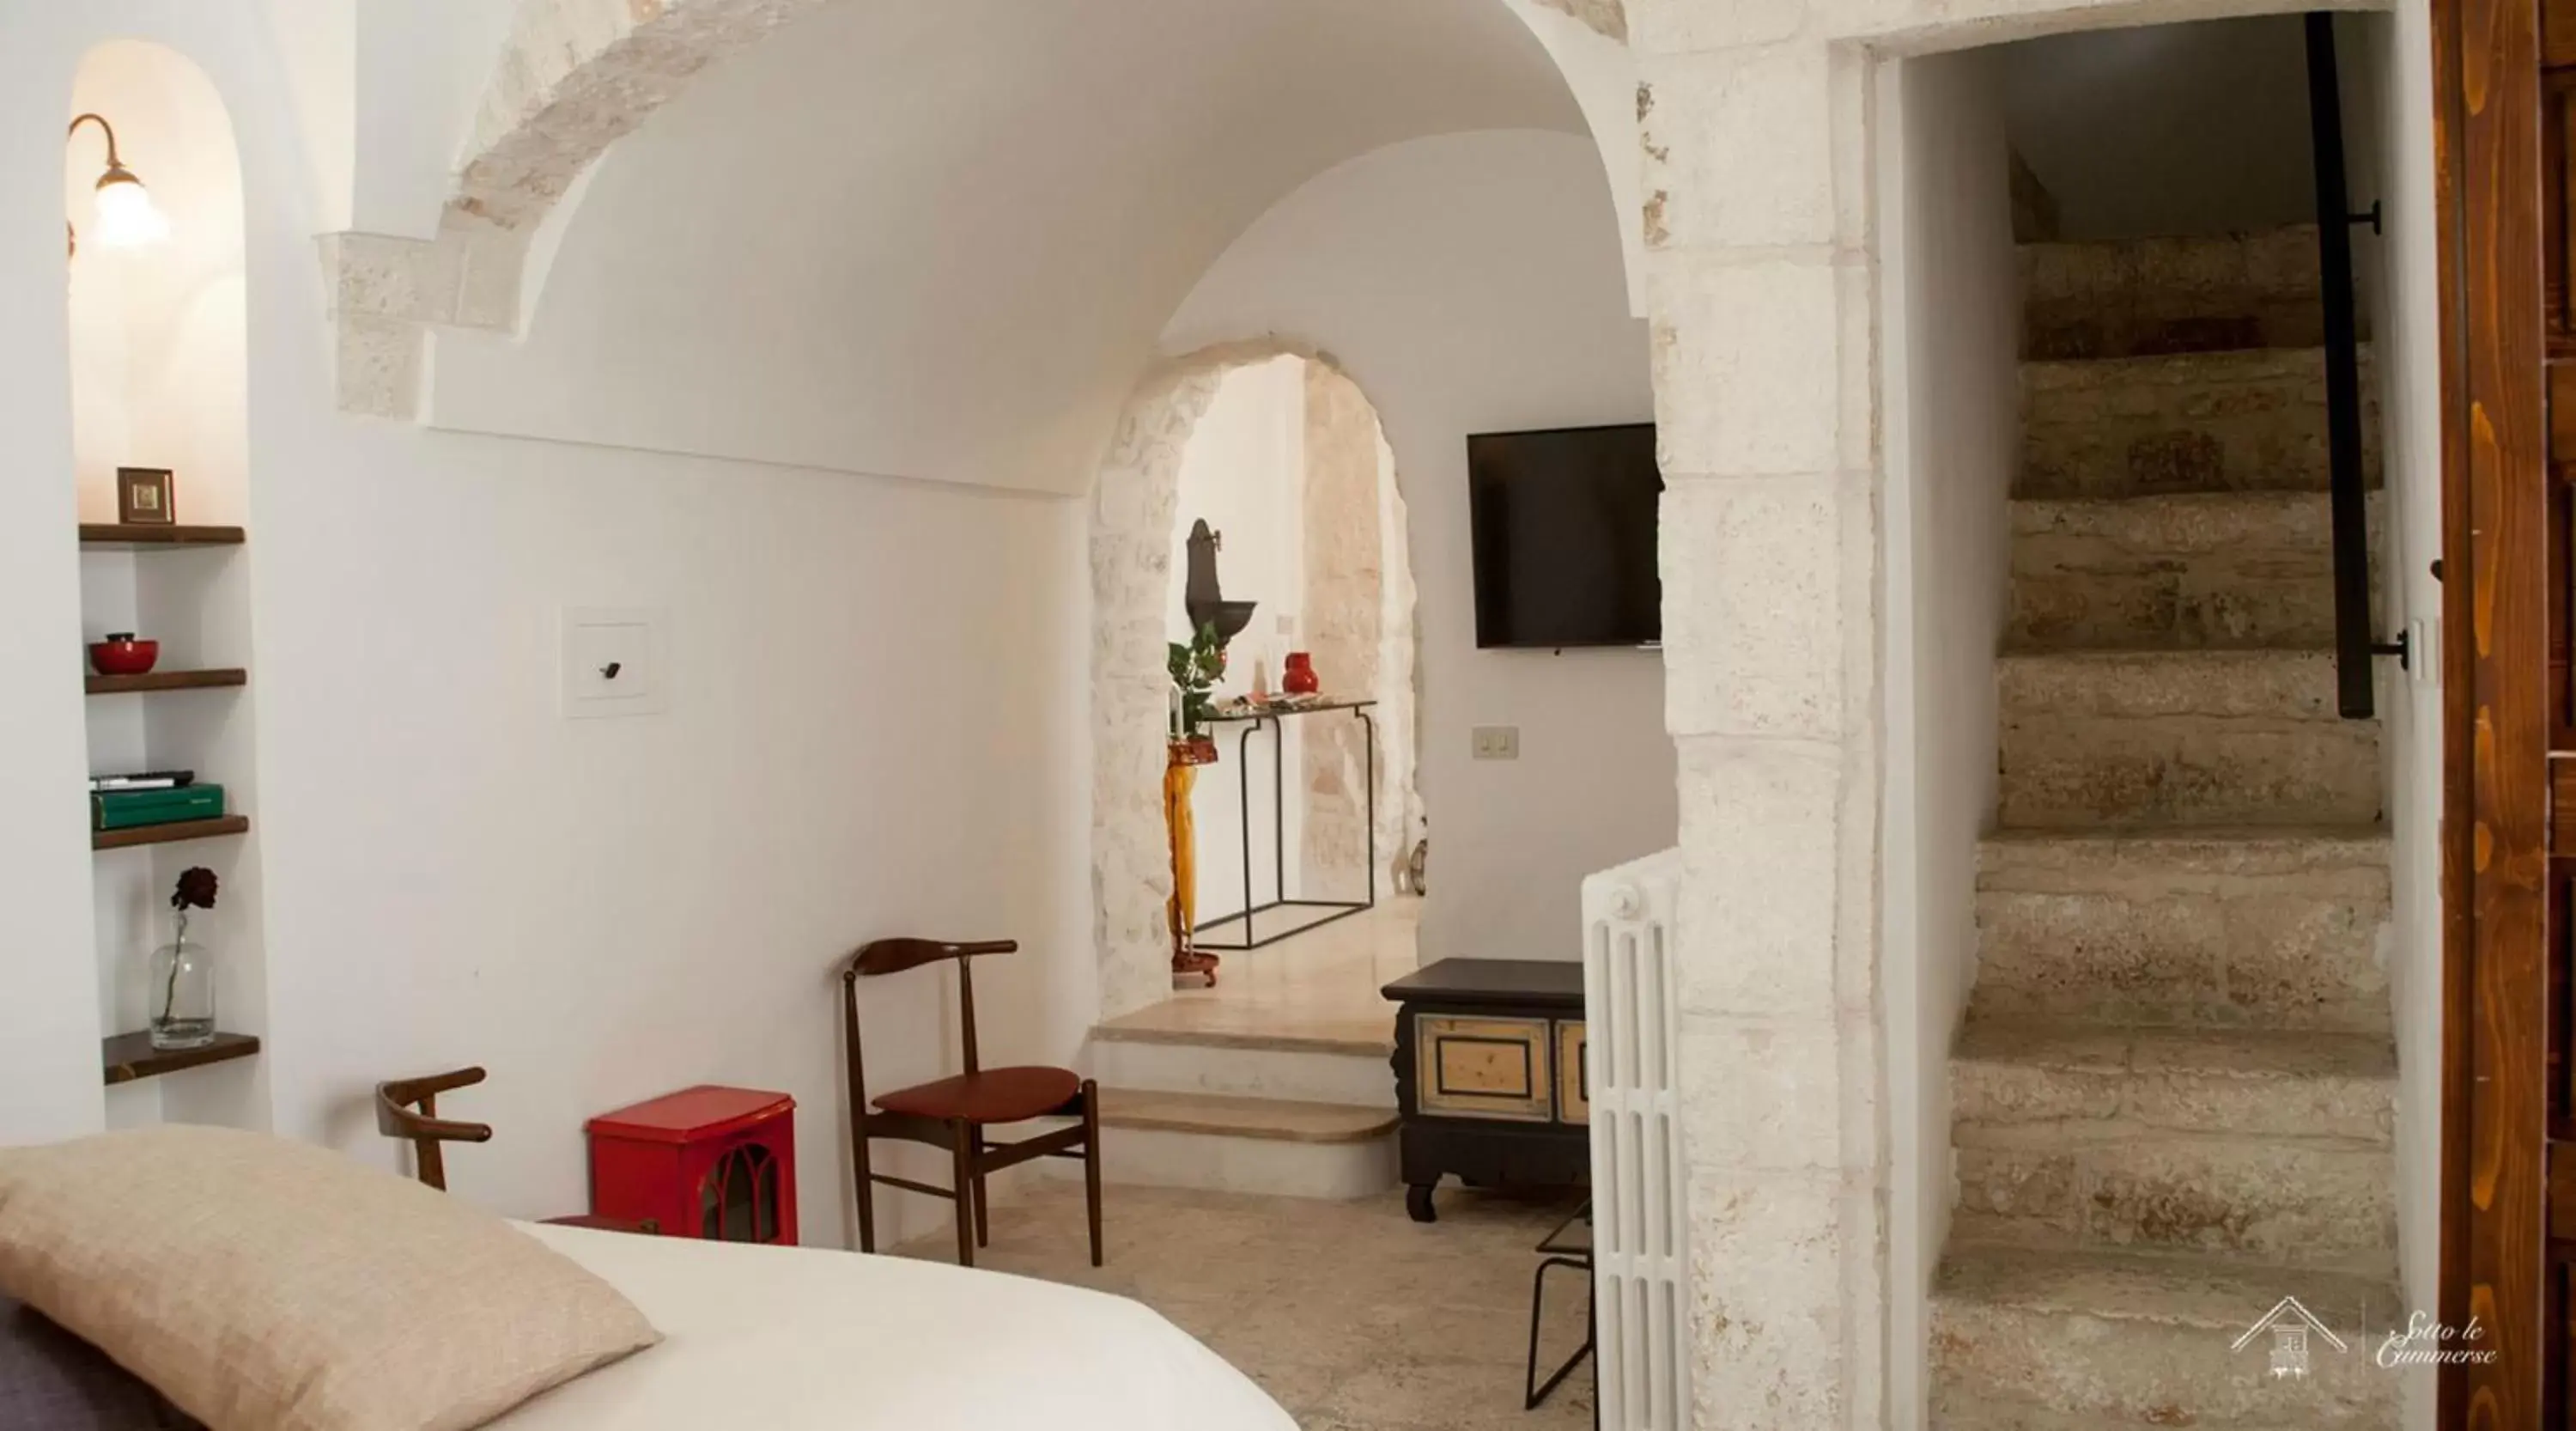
[148,936,216,1050]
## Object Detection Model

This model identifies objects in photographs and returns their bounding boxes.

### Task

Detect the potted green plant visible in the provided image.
[1168,622,1226,766]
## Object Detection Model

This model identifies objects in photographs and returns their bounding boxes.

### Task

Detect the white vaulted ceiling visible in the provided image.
[426,0,1595,495]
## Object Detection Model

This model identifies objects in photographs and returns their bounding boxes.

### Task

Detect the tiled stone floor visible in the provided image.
[895,1178,1594,1430]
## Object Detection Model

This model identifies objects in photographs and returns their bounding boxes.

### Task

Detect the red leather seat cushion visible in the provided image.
[872,1066,1083,1123]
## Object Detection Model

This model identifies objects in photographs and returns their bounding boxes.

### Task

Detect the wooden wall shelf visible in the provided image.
[102,1030,259,1086]
[85,668,247,696]
[93,816,249,851]
[78,523,245,548]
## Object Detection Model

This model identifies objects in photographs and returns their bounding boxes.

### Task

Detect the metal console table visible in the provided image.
[1191,698,1376,952]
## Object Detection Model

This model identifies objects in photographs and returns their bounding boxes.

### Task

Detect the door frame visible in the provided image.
[2436,0,2554,1419]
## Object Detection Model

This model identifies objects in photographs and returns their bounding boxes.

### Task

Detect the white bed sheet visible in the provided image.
[490,1223,1296,1431]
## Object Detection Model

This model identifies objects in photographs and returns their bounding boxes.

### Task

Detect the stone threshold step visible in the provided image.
[1954,1018,2396,1143]
[1097,1088,1398,1145]
[2021,340,2363,377]
[1998,647,2350,721]
[1935,1239,2401,1337]
[1087,1019,1393,1058]
[1984,824,2391,857]
[2012,488,2340,547]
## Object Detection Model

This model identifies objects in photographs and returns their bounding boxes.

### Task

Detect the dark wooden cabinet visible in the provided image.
[1382,958,1588,1222]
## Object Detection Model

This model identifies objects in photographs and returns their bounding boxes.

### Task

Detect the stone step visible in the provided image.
[2008,491,2379,651]
[1973,826,2391,1032]
[1952,1020,2396,1270]
[2019,345,2378,500]
[1086,1023,1396,1109]
[1035,1088,1398,1200]
[1997,650,2384,828]
[1930,1242,2402,1429]
[2020,226,2338,361]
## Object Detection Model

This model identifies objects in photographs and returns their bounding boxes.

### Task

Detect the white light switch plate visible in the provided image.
[1472,725,1519,760]
[561,606,667,718]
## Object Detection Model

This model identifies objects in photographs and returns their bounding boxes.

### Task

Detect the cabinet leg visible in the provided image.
[1406,1182,1438,1224]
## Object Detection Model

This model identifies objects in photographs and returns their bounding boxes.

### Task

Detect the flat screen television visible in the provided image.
[1467,422,1662,649]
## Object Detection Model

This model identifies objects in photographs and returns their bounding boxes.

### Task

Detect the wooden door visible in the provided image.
[2446,0,2575,1419]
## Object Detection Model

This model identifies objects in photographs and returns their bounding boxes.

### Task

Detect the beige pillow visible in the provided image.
[0,1124,659,1431]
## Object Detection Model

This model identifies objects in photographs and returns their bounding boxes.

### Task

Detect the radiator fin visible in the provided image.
[1582,849,1687,1429]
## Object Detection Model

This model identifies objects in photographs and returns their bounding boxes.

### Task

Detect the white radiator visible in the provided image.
[1582,849,1689,1431]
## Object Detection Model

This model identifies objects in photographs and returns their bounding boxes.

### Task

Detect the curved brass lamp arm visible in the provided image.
[65,113,124,168]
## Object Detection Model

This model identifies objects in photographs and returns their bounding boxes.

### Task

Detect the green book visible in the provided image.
[94,784,225,831]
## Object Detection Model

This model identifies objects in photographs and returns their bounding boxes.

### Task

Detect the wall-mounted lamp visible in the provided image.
[65,113,168,258]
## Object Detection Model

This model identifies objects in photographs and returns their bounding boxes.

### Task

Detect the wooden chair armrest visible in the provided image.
[379,1066,488,1103]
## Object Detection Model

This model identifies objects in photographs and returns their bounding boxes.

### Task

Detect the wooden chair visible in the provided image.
[374,1066,657,1233]
[842,938,1103,1269]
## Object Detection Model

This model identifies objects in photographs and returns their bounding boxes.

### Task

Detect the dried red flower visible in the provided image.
[171,867,219,911]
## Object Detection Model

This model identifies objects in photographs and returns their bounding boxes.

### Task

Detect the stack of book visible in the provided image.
[89,770,224,831]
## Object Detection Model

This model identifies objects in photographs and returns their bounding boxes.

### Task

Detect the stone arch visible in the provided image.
[325,0,830,417]
[1089,338,1418,1020]
[322,0,1631,417]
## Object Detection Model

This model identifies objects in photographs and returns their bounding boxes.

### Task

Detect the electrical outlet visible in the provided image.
[1275,614,1297,636]
[1472,725,1519,760]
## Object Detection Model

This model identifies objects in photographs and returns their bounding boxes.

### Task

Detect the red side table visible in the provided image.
[586,1085,798,1245]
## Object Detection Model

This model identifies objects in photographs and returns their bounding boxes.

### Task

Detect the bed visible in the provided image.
[1,1126,1292,1431]
[492,1223,1297,1431]
[0,1222,1292,1431]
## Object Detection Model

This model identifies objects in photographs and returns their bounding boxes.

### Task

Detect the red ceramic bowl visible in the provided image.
[88,636,159,677]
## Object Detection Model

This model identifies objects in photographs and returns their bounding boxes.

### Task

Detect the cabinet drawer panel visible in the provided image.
[1416,1014,1552,1121]
[1556,1020,1589,1124]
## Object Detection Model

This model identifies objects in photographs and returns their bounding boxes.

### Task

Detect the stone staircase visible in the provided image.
[1929,227,2402,1430]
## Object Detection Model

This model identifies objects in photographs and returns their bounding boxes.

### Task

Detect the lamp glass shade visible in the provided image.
[91,173,167,248]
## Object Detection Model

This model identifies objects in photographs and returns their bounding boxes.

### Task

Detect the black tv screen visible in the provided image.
[1467,423,1662,649]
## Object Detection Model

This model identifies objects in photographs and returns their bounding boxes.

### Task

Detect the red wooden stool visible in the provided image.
[586,1085,799,1245]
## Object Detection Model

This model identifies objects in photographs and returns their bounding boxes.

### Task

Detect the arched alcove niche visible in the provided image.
[67,39,272,1133]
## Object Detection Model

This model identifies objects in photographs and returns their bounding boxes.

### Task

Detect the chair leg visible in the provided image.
[852,1117,878,1254]
[970,1130,990,1250]
[949,1119,976,1269]
[1081,1079,1105,1269]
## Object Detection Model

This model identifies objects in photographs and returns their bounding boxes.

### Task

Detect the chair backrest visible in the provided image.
[841,939,1017,1111]
[374,1066,495,1191]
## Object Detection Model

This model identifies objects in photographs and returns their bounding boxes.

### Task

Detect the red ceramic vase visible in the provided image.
[1281,651,1319,696]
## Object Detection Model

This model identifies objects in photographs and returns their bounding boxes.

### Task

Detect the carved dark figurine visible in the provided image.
[1181,519,1257,642]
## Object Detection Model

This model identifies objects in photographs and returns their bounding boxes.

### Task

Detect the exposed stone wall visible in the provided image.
[1298,362,1387,896]
[1631,14,1888,1423]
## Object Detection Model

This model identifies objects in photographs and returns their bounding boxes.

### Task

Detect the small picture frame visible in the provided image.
[116,467,174,526]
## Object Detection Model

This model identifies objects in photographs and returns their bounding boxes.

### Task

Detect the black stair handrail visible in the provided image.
[2303,13,2403,719]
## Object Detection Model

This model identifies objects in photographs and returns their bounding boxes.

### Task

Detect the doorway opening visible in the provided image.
[1150,350,1424,1043]
[1882,12,2424,1425]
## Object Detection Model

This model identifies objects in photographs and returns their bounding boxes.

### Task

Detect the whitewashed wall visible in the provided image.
[0,3,1095,1257]
[1878,46,2020,1429]
[2345,10,2442,1428]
